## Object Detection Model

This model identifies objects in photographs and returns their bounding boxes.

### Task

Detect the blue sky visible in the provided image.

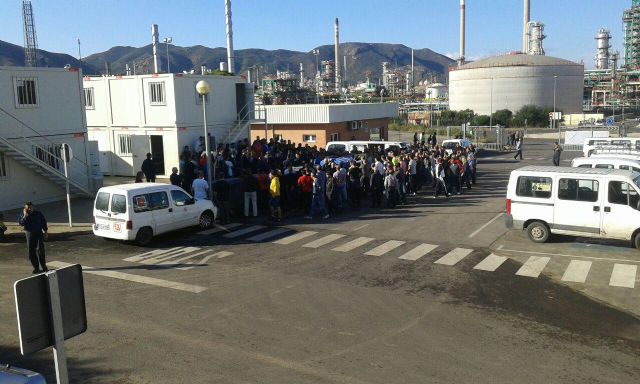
[0,0,631,68]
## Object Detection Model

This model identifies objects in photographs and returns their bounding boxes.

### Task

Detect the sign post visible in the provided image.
[61,143,73,228]
[14,264,87,384]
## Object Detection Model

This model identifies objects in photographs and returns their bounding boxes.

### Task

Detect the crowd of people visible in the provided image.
[162,135,478,223]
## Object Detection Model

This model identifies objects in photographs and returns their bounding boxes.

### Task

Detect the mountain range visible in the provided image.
[0,39,455,84]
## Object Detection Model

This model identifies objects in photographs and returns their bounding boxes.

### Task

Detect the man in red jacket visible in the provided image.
[297,168,314,215]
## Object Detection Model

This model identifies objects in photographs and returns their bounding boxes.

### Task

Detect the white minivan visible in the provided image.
[441,138,472,155]
[571,157,640,173]
[93,184,217,245]
[582,137,640,157]
[505,166,640,248]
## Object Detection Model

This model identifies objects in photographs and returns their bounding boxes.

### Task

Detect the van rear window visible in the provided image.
[516,176,552,198]
[111,194,127,214]
[95,192,110,211]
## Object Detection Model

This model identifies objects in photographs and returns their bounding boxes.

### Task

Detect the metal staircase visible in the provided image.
[221,103,264,145]
[0,106,92,197]
[0,137,91,196]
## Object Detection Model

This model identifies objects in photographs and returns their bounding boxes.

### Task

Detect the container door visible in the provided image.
[131,135,151,176]
[553,177,602,236]
[601,180,640,240]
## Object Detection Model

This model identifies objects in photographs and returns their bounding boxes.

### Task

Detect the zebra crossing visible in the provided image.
[123,224,639,289]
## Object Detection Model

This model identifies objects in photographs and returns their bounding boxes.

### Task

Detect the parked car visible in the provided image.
[571,157,640,172]
[0,364,46,384]
[93,183,217,245]
[505,166,640,248]
[441,138,472,155]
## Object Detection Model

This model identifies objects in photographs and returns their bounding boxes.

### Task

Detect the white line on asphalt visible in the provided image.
[496,248,640,264]
[468,212,504,238]
[48,261,207,293]
[473,254,508,271]
[515,256,550,278]
[223,225,266,238]
[364,240,405,256]
[302,234,346,248]
[246,228,290,242]
[197,223,242,235]
[398,243,438,261]
[609,264,637,288]
[536,157,546,161]
[273,231,317,245]
[561,260,592,283]
[158,249,212,267]
[123,247,187,263]
[434,248,473,266]
[142,247,201,264]
[332,237,375,252]
[177,251,234,270]
[353,224,370,231]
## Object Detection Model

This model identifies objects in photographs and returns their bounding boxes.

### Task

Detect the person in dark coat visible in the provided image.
[141,153,156,182]
[370,165,384,208]
[18,202,49,273]
[553,142,562,166]
[170,167,182,186]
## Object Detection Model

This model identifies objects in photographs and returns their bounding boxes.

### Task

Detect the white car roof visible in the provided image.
[514,165,635,177]
[97,183,180,194]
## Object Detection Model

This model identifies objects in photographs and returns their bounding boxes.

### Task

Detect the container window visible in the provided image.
[83,87,95,109]
[516,176,552,198]
[149,82,166,105]
[14,77,38,107]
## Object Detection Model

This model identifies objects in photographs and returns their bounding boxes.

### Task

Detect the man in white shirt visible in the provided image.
[192,171,209,200]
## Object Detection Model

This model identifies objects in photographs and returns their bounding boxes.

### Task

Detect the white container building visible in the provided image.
[85,73,255,177]
[0,66,99,211]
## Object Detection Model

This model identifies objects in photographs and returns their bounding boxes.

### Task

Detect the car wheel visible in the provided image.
[527,221,549,243]
[199,211,214,229]
[634,232,640,250]
[135,227,153,246]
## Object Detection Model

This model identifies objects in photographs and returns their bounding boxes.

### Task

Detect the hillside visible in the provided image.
[0,40,99,74]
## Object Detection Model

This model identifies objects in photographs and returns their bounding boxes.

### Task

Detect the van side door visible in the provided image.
[170,189,197,228]
[148,191,174,234]
[601,179,640,240]
[553,177,602,237]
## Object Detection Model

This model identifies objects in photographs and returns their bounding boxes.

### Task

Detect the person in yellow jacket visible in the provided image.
[269,169,282,222]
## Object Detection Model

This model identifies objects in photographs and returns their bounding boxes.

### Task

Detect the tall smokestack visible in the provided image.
[523,0,530,53]
[334,18,341,94]
[225,0,235,74]
[152,24,160,74]
[459,0,465,67]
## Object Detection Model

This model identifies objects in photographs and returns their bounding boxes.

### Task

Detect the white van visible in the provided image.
[571,157,640,173]
[441,138,472,155]
[325,141,406,154]
[505,166,640,248]
[582,137,640,157]
[93,184,217,245]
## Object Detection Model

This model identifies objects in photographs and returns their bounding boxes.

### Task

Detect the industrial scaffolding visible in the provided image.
[624,0,640,69]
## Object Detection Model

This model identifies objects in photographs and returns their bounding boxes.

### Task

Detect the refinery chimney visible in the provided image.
[152,24,160,74]
[334,18,341,94]
[458,0,465,67]
[523,0,530,53]
[225,0,235,74]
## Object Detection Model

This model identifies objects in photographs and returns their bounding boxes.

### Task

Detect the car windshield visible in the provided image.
[634,174,640,190]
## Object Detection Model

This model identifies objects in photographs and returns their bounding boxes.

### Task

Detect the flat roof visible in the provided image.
[262,103,399,124]
[515,166,635,176]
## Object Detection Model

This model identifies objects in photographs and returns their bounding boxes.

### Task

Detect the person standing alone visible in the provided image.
[19,202,49,273]
[141,153,156,182]
[513,138,523,160]
[553,142,562,166]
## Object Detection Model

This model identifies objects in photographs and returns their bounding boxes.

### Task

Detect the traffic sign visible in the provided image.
[606,117,614,126]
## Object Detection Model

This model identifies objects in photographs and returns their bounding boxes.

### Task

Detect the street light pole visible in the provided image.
[196,80,213,200]
[163,37,173,73]
[553,75,558,141]
[489,77,494,129]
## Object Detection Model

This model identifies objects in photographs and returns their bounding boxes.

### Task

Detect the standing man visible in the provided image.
[192,171,209,201]
[513,138,523,160]
[19,202,48,273]
[242,171,259,217]
[269,170,282,222]
[213,172,231,224]
[553,142,563,166]
[169,167,181,186]
[141,153,156,182]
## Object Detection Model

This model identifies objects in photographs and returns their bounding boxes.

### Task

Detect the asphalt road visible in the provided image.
[1,139,639,383]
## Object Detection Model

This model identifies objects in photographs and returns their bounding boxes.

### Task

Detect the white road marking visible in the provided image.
[353,224,370,231]
[197,223,242,235]
[177,251,234,270]
[434,248,473,266]
[364,240,405,256]
[468,212,504,238]
[273,231,317,245]
[223,225,266,238]
[141,247,201,265]
[515,256,550,278]
[302,234,346,248]
[561,260,592,283]
[124,247,187,263]
[609,264,637,288]
[157,249,212,266]
[48,261,207,293]
[497,248,640,264]
[536,157,546,161]
[332,237,375,252]
[398,243,438,261]
[247,228,290,242]
[473,254,508,271]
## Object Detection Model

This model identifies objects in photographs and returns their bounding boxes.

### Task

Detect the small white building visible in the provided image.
[85,74,255,177]
[0,66,98,211]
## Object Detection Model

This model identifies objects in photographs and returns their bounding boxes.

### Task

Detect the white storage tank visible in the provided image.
[448,54,583,115]
[425,83,448,99]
